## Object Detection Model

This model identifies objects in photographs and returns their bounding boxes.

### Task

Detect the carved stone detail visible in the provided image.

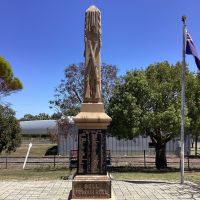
[72,177,111,199]
[77,129,106,175]
[84,5,102,103]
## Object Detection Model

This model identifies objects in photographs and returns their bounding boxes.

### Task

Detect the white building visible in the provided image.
[20,119,190,156]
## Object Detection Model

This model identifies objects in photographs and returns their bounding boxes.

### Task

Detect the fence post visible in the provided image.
[5,155,8,169]
[144,150,146,168]
[187,150,190,169]
[54,154,56,168]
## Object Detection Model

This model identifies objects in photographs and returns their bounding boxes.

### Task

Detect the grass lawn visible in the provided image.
[0,144,55,157]
[190,148,200,156]
[111,171,200,184]
[0,166,70,180]
[1,168,199,184]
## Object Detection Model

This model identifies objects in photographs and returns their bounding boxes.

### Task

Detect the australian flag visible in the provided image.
[186,32,200,70]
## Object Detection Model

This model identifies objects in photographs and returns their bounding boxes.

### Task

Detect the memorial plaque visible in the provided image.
[78,129,107,175]
[72,177,111,199]
[78,131,90,174]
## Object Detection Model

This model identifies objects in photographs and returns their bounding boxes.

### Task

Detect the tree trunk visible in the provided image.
[155,143,167,169]
[195,135,198,156]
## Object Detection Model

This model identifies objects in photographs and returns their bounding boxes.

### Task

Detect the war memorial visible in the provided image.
[71,5,113,200]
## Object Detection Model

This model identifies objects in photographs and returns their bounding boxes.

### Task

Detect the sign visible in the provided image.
[78,129,106,174]
[23,142,32,169]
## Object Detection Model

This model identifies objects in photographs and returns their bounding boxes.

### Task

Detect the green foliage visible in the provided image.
[109,61,190,140]
[20,113,61,121]
[20,113,51,121]
[108,61,192,169]
[186,72,200,155]
[0,105,21,154]
[0,56,23,98]
[50,112,62,120]
[187,73,200,135]
[20,114,37,121]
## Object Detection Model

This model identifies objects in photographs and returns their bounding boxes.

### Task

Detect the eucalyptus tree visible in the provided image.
[0,105,21,153]
[108,61,191,169]
[0,56,23,99]
[0,56,22,154]
[49,63,118,116]
[187,72,200,156]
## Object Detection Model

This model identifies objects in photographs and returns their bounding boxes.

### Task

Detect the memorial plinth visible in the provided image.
[72,175,111,199]
[74,103,111,129]
[71,5,113,199]
[72,103,112,199]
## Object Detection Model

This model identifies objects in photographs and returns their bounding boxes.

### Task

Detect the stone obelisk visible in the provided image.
[71,5,112,199]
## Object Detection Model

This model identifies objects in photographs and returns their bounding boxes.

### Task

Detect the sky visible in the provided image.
[0,0,200,119]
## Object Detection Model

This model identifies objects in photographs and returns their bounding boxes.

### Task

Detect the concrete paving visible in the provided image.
[0,180,199,200]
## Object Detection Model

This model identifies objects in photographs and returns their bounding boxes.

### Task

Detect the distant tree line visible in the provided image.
[19,112,62,121]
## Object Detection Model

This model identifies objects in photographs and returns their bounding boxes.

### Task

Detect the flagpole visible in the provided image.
[180,15,186,184]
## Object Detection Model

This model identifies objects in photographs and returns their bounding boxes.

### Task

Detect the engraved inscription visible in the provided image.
[78,129,107,174]
[91,133,98,173]
[74,189,108,196]
[78,132,90,173]
[73,182,111,198]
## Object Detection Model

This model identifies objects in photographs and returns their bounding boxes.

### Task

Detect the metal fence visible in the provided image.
[0,154,199,170]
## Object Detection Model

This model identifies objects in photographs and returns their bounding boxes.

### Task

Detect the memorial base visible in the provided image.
[71,174,112,199]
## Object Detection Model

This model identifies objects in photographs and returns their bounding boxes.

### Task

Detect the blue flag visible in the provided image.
[186,32,200,70]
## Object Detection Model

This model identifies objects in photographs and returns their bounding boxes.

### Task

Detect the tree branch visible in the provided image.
[73,88,82,103]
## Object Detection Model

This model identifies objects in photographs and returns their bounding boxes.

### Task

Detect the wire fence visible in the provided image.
[0,153,199,170]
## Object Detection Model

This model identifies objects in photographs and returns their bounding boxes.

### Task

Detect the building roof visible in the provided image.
[20,117,75,135]
[20,120,57,135]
